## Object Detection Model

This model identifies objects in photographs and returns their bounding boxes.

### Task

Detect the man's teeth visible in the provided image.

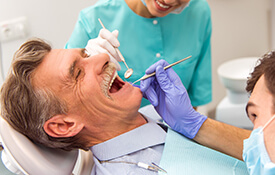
[156,0,170,8]
[109,71,118,90]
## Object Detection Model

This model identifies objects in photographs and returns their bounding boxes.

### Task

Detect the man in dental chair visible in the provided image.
[0,38,271,174]
[1,38,167,175]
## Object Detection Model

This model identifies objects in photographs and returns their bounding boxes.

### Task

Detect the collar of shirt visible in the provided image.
[90,117,166,161]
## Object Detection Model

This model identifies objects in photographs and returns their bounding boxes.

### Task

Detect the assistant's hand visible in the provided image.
[85,28,121,70]
[140,60,207,139]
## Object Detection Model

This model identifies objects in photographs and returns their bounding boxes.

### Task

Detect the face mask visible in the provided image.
[140,0,190,14]
[171,2,190,14]
[141,0,146,6]
[243,115,275,174]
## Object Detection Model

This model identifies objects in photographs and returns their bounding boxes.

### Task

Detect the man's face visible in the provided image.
[32,49,143,127]
[246,75,275,129]
[145,0,190,17]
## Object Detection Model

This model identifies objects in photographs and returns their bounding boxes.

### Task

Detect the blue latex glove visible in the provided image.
[140,60,207,139]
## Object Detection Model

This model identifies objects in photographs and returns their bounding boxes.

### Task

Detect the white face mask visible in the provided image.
[141,0,146,6]
[140,0,190,14]
[243,115,275,175]
[171,2,190,14]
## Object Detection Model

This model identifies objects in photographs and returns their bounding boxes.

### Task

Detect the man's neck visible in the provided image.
[124,0,155,18]
[87,112,147,146]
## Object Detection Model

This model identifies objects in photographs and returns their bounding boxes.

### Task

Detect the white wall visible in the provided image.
[272,0,275,49]
[0,0,97,83]
[0,0,273,117]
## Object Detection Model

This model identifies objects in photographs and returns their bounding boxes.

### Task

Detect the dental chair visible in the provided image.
[0,105,249,175]
[0,117,94,175]
[0,105,157,175]
[0,106,158,175]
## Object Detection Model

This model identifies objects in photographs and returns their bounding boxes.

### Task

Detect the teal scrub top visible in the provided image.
[65,0,212,107]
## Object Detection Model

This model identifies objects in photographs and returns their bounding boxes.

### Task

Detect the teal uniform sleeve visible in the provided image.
[65,0,213,108]
[188,8,212,107]
[65,11,95,49]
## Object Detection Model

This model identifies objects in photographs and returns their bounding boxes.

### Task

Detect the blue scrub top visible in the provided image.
[65,0,212,107]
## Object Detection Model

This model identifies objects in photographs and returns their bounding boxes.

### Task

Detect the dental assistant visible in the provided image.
[65,0,212,107]
[140,51,275,174]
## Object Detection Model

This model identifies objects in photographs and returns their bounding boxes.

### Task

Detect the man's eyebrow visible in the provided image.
[81,48,86,55]
[69,60,77,78]
[245,102,255,116]
[69,49,85,78]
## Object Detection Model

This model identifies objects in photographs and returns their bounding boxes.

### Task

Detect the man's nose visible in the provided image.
[89,53,110,62]
[88,53,110,72]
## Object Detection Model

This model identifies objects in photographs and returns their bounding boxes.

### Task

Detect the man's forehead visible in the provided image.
[32,49,74,87]
[40,48,81,69]
[251,76,266,94]
[37,49,63,73]
[247,75,272,107]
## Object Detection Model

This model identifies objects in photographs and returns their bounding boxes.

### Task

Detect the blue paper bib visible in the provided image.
[159,129,249,175]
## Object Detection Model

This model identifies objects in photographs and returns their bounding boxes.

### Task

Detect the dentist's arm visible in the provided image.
[140,59,251,160]
[194,118,251,160]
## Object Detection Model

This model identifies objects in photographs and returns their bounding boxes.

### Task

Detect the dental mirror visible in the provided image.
[124,68,133,79]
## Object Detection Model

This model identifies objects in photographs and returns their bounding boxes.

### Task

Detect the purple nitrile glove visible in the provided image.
[140,59,207,139]
[132,84,140,88]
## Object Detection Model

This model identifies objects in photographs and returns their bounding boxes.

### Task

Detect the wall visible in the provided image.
[0,0,273,117]
[205,0,272,117]
[272,0,275,49]
[0,0,97,83]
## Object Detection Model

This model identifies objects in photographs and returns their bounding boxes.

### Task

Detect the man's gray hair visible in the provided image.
[1,38,89,151]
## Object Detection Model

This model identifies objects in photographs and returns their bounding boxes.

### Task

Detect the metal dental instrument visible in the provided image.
[98,159,167,173]
[131,55,192,85]
[98,18,133,79]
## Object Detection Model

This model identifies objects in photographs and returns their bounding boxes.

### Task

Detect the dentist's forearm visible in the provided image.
[193,118,251,160]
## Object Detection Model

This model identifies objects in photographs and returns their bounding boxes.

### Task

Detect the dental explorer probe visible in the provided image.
[131,55,192,85]
[98,18,133,79]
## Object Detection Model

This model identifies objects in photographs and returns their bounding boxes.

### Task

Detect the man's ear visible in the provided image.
[43,114,84,138]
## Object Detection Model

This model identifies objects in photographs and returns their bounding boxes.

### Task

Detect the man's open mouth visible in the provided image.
[108,71,125,94]
[101,62,126,98]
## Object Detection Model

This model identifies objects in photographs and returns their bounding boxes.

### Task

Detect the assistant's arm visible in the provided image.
[65,11,92,49]
[188,9,212,107]
[65,11,122,70]
[140,60,251,160]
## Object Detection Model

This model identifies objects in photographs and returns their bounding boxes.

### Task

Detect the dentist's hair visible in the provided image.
[0,38,89,151]
[246,50,275,110]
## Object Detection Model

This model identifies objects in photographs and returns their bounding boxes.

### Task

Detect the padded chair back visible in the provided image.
[0,117,79,175]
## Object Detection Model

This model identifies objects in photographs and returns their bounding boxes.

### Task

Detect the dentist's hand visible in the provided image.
[85,28,121,70]
[140,60,207,139]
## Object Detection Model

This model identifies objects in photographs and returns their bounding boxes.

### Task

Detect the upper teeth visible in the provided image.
[109,71,117,90]
[156,0,169,8]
